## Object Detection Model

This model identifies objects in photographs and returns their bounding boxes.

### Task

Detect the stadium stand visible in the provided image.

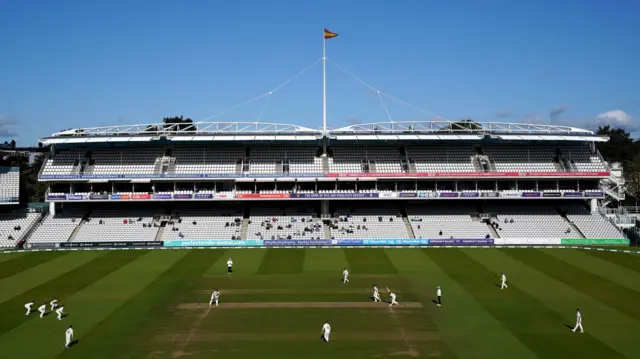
[247,207,321,240]
[72,209,159,242]
[329,207,410,239]
[0,212,40,247]
[161,207,244,241]
[407,204,492,239]
[27,210,85,243]
[0,167,20,203]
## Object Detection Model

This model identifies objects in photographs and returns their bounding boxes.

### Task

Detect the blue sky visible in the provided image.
[1,0,639,144]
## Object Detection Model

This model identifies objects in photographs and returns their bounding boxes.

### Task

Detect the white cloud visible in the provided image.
[595,110,634,126]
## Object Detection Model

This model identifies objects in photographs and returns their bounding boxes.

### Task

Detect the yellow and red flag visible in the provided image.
[324,29,339,40]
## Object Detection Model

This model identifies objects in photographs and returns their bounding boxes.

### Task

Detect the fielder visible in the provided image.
[373,285,381,302]
[227,258,233,274]
[436,286,442,307]
[38,303,47,318]
[389,290,399,306]
[64,325,74,349]
[56,306,65,320]
[210,289,220,307]
[500,272,508,289]
[572,309,584,333]
[342,268,349,283]
[50,298,59,311]
[321,321,331,343]
[24,301,35,316]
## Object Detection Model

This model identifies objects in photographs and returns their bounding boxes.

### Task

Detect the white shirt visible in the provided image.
[436,288,442,296]
[56,306,64,313]
[227,260,233,267]
[322,323,331,334]
[38,304,46,312]
[26,302,34,308]
[576,311,582,323]
[51,299,58,307]
[501,274,507,282]
[343,270,349,277]
[214,291,220,299]
[66,328,74,338]
[373,286,379,294]
[390,293,397,301]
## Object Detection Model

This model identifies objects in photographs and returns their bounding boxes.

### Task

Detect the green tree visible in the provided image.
[596,126,635,169]
[162,116,194,131]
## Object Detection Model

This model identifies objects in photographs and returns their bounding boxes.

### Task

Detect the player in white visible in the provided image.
[50,298,59,311]
[572,309,584,333]
[342,268,349,283]
[321,321,331,343]
[227,258,233,274]
[436,286,442,307]
[210,289,220,306]
[64,325,74,349]
[38,303,47,318]
[373,285,381,302]
[500,272,508,289]
[56,306,65,320]
[389,291,399,306]
[24,301,35,316]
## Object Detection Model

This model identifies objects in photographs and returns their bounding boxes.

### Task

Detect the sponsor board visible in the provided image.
[291,193,379,199]
[521,192,541,198]
[562,192,583,198]
[428,238,494,245]
[47,194,67,200]
[173,194,193,199]
[460,192,480,198]
[236,193,290,199]
[418,192,438,198]
[67,194,86,200]
[194,193,214,199]
[500,193,521,198]
[26,242,60,249]
[542,192,561,198]
[90,194,109,200]
[560,238,630,245]
[584,192,604,198]
[361,239,430,246]
[439,192,459,198]
[264,240,332,246]
[493,238,562,245]
[399,192,417,198]
[60,241,163,248]
[132,193,151,200]
[153,194,172,200]
[163,240,264,247]
[379,192,397,198]
[110,194,130,200]
[481,192,499,198]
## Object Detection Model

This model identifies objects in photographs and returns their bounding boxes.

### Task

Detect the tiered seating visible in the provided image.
[329,208,409,239]
[249,148,283,174]
[247,208,321,240]
[161,209,243,240]
[366,148,402,173]
[27,210,85,243]
[406,147,475,172]
[562,146,608,172]
[484,145,557,172]
[406,205,491,239]
[73,210,159,242]
[0,212,40,247]
[90,149,161,175]
[0,167,19,202]
[173,147,243,175]
[41,150,83,176]
[563,205,625,238]
[329,147,364,172]
[485,204,580,238]
[288,147,323,174]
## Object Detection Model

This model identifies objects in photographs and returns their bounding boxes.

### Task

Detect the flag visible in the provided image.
[324,29,339,40]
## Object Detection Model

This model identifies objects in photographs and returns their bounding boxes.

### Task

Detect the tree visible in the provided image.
[596,126,635,169]
[625,154,640,207]
[440,119,482,131]
[162,116,194,132]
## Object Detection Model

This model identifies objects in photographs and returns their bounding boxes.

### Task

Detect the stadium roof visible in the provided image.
[39,120,608,144]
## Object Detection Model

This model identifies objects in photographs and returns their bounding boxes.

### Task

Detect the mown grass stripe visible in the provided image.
[468,249,639,359]
[304,248,348,272]
[414,249,539,359]
[57,250,227,359]
[0,252,24,263]
[505,250,640,322]
[426,249,624,359]
[543,249,640,293]
[343,248,398,274]
[581,249,640,274]
[0,250,187,359]
[257,249,305,274]
[0,250,145,337]
[0,251,105,305]
[0,251,67,280]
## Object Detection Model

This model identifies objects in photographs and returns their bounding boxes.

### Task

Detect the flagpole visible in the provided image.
[322,29,327,133]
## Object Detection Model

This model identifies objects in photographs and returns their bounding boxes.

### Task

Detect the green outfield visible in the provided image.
[0,248,639,359]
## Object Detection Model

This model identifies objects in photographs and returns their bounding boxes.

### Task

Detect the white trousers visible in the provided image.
[389,300,398,306]
[573,322,584,333]
[65,335,72,348]
[57,310,64,320]
[501,281,507,289]
[323,332,330,342]
[25,305,31,315]
[343,276,349,283]
[373,294,381,302]
[39,310,45,318]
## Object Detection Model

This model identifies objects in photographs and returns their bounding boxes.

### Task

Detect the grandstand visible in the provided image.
[1,119,627,249]
[0,167,19,204]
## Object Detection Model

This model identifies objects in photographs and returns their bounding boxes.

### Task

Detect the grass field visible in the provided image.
[1,248,639,359]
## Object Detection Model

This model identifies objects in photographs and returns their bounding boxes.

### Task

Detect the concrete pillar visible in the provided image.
[49,202,56,216]
[590,199,598,213]
[321,200,330,219]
